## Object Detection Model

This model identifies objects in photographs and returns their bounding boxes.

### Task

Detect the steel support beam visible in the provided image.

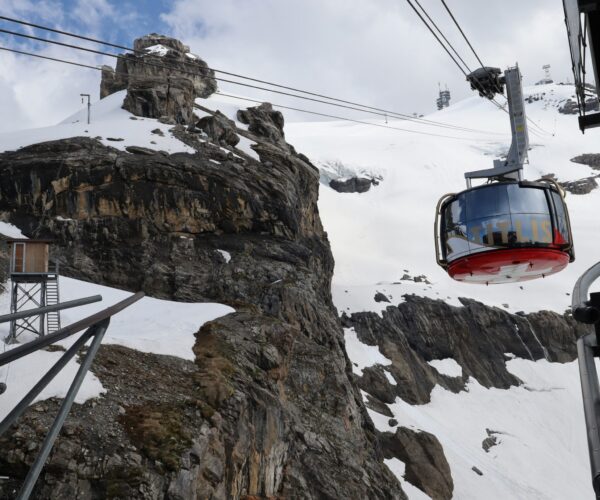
[0,326,97,436]
[16,319,109,500]
[0,295,102,325]
[0,292,144,367]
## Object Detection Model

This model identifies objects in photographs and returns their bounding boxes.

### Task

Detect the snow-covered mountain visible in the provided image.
[0,41,597,499]
[283,82,599,499]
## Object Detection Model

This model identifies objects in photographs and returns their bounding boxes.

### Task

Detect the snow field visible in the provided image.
[0,91,195,155]
[0,222,234,420]
[286,83,600,315]
[282,84,600,498]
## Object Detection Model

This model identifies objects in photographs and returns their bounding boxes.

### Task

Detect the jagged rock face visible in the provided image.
[0,106,404,498]
[344,295,588,406]
[380,427,453,500]
[329,177,374,193]
[572,153,600,170]
[100,34,217,124]
[560,175,598,194]
[237,103,288,150]
[195,111,240,146]
[559,97,600,115]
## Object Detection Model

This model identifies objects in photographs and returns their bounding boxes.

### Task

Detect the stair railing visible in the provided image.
[0,291,144,500]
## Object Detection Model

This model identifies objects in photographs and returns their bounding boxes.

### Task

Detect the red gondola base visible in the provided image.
[447,248,570,284]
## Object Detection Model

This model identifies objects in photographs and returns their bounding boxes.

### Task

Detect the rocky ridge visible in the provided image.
[101,34,217,124]
[0,34,592,500]
[0,36,404,499]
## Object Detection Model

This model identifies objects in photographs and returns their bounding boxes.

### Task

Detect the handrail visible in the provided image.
[572,262,600,323]
[0,295,102,324]
[0,291,144,367]
[577,334,600,498]
[573,261,600,498]
[0,291,144,500]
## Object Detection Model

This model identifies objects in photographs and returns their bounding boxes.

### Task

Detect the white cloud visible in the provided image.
[0,0,585,131]
[161,0,575,118]
[71,0,115,31]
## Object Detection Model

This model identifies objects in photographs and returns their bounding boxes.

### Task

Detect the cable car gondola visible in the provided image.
[434,65,575,284]
[435,179,574,284]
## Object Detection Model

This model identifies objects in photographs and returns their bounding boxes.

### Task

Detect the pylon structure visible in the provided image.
[436,83,451,110]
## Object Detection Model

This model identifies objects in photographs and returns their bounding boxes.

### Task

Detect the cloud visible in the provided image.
[0,0,583,131]
[161,0,575,118]
[71,0,116,31]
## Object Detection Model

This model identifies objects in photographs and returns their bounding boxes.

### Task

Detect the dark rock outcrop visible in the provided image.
[559,97,599,115]
[345,295,588,405]
[195,111,240,146]
[237,103,288,150]
[100,34,217,124]
[560,176,598,194]
[380,427,454,500]
[0,96,404,498]
[572,153,600,170]
[329,177,374,193]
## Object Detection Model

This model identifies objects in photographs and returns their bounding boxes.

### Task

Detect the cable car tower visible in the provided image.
[435,65,575,284]
[563,0,600,130]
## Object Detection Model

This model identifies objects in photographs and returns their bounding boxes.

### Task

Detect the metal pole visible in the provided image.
[0,292,144,367]
[16,319,109,500]
[0,326,96,437]
[573,261,600,496]
[573,261,600,323]
[0,295,102,325]
[578,334,600,498]
[80,93,90,125]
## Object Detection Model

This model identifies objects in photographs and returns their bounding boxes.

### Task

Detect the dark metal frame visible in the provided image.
[563,0,600,131]
[573,262,600,498]
[9,260,61,342]
[0,291,144,500]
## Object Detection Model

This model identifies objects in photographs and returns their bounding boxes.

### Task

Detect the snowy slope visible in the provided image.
[0,222,234,422]
[0,83,597,498]
[286,83,600,316]
[0,91,195,155]
[282,84,599,499]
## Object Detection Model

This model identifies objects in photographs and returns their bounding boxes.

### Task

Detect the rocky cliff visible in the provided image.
[345,295,586,407]
[0,39,404,498]
[0,34,590,500]
[100,34,217,124]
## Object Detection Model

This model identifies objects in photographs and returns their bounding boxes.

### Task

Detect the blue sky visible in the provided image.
[2,0,181,47]
[0,0,576,132]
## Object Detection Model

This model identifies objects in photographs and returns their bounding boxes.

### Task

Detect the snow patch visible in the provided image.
[0,91,195,155]
[217,249,231,263]
[144,44,169,57]
[427,358,463,378]
[0,275,235,420]
[366,360,596,499]
[343,327,391,375]
[0,221,25,239]
[236,135,260,161]
[384,458,432,499]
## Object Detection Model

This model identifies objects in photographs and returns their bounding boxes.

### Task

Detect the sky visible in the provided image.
[0,0,581,133]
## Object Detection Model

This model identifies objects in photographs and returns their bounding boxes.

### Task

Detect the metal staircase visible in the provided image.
[45,275,61,334]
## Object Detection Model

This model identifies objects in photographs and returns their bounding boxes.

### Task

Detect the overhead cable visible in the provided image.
[210,92,504,142]
[0,15,500,134]
[404,0,467,77]
[0,44,506,142]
